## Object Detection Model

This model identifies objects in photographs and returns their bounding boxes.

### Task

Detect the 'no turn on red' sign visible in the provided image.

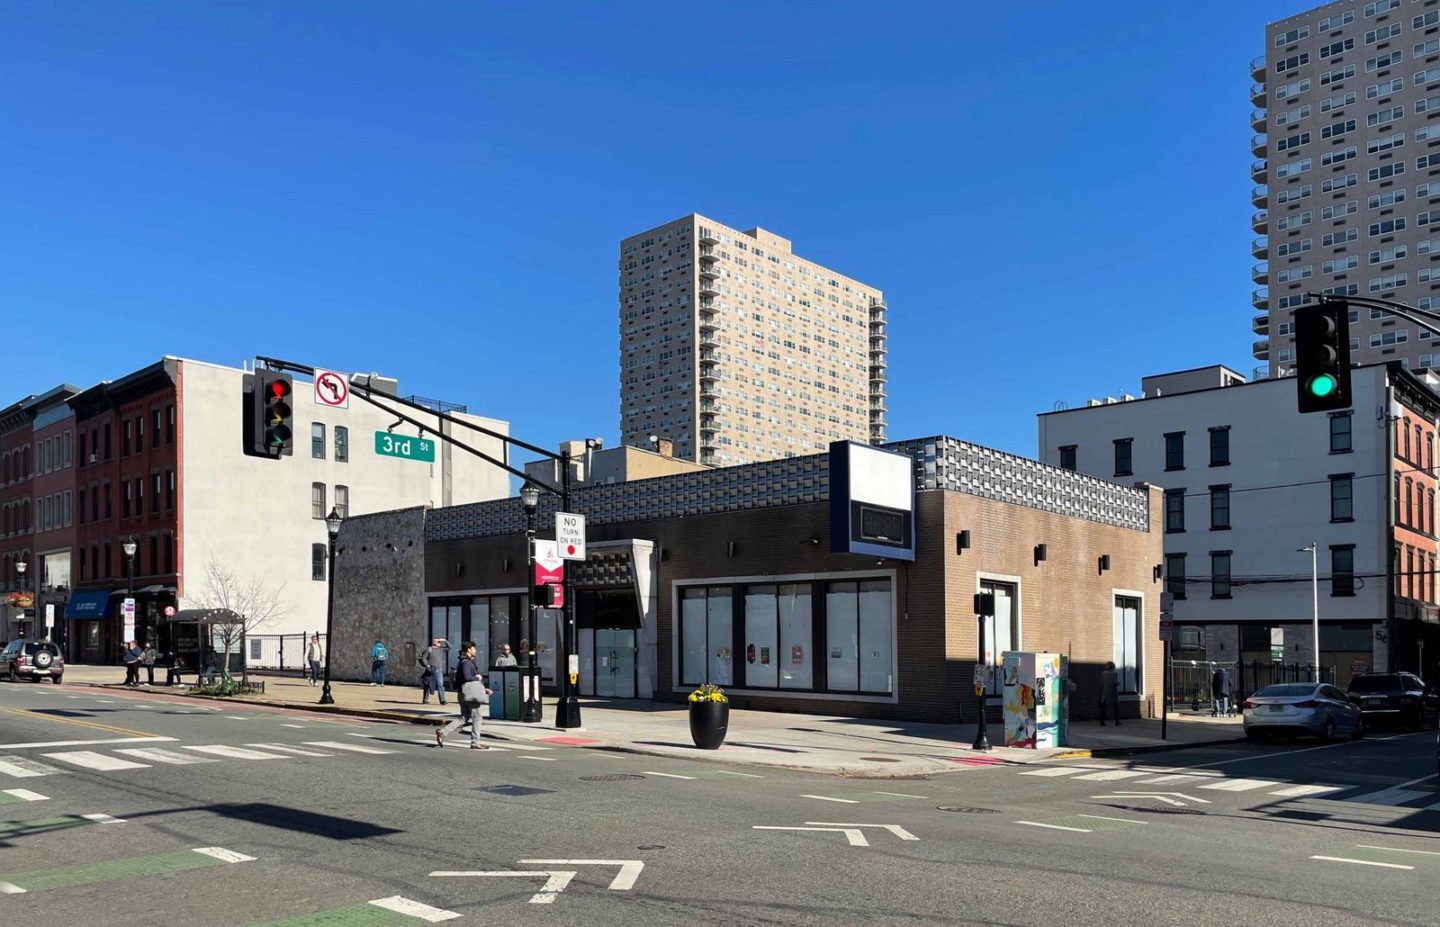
[556,512,586,561]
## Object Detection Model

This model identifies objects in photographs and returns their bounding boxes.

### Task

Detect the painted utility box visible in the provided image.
[1001,651,1066,748]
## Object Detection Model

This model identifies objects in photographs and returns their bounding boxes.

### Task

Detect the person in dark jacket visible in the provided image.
[435,642,489,749]
[420,638,449,705]
[1211,667,1233,717]
[122,641,142,687]
[1099,661,1119,726]
[140,642,157,685]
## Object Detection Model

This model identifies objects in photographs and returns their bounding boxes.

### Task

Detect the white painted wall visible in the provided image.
[1037,368,1391,627]
[177,359,508,637]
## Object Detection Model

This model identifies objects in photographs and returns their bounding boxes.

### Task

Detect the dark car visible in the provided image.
[1346,673,1439,731]
[0,639,65,683]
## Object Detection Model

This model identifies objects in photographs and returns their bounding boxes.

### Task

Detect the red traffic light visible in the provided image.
[269,379,291,400]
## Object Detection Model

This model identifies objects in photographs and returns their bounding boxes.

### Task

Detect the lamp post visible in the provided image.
[15,553,28,639]
[122,536,137,651]
[319,507,342,705]
[1299,543,1320,682]
[973,593,993,752]
[520,482,542,723]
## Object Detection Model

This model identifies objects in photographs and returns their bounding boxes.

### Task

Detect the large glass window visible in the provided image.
[1113,596,1141,695]
[778,584,812,690]
[1113,438,1133,477]
[824,579,892,694]
[1330,412,1352,452]
[1209,427,1230,466]
[979,580,1017,697]
[744,585,779,688]
[335,426,349,463]
[681,586,732,686]
[1164,432,1185,470]
[1165,489,1186,532]
[1331,545,1356,596]
[312,422,326,459]
[1165,553,1186,600]
[1058,445,1077,471]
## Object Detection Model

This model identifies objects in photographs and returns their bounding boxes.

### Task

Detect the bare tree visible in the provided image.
[191,557,288,682]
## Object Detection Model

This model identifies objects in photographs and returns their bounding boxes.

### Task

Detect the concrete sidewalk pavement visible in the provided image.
[57,664,1245,776]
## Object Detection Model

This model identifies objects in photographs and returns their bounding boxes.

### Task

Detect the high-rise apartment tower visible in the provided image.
[618,214,887,466]
[1253,0,1440,375]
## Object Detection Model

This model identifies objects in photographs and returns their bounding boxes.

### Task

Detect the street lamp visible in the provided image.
[520,482,542,723]
[122,536,137,649]
[319,507,342,705]
[15,553,28,639]
[1299,543,1320,683]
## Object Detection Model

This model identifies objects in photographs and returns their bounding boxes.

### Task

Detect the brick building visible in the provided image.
[1,395,35,638]
[332,438,1163,723]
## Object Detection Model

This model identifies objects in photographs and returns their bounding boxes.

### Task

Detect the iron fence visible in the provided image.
[1169,659,1336,710]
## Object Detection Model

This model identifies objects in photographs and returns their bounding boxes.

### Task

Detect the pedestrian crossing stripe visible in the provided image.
[0,756,63,778]
[1014,765,1440,809]
[246,897,460,925]
[0,814,124,841]
[302,741,394,755]
[0,788,47,803]
[115,747,216,765]
[0,846,251,894]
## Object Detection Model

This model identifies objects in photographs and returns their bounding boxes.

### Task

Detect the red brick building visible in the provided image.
[1,396,35,638]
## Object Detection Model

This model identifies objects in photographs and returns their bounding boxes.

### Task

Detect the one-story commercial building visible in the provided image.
[330,438,1164,723]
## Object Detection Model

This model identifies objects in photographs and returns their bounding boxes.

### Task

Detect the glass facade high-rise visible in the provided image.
[1254,0,1440,375]
[618,214,887,466]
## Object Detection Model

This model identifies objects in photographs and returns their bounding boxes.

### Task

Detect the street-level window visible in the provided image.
[311,543,326,581]
[680,586,732,687]
[311,483,325,520]
[825,579,892,694]
[1113,596,1141,695]
[742,584,813,689]
[335,426,349,463]
[1113,438,1133,477]
[312,423,326,460]
[979,580,1018,697]
[1165,554,1186,600]
[1058,445,1077,471]
[1211,552,1232,599]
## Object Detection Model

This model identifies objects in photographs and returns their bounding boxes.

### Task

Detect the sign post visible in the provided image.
[1160,592,1175,741]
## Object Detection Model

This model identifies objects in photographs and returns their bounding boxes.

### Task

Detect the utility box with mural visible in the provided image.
[1002,651,1066,748]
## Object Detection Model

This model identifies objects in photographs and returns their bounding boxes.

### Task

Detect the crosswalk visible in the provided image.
[1019,764,1440,811]
[0,740,412,776]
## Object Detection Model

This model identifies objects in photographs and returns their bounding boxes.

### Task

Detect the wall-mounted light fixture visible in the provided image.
[454,562,464,578]
[502,558,511,573]
[1033,544,1047,566]
[956,530,971,555]
[727,541,737,558]
[1153,564,1163,582]
[1098,554,1111,574]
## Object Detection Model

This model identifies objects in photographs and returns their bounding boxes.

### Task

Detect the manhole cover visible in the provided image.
[580,774,646,782]
[937,806,1000,814]
[859,756,902,763]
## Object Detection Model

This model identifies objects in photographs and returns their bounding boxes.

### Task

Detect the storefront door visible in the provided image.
[594,629,636,699]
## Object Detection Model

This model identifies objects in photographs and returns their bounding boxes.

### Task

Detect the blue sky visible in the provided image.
[0,1,1304,466]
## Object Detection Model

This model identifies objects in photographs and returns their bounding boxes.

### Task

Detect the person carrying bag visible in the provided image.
[435,641,489,749]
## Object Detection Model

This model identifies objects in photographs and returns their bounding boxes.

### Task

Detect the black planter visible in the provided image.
[689,699,729,750]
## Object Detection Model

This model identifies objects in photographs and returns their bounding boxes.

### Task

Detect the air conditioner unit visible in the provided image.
[89,454,97,464]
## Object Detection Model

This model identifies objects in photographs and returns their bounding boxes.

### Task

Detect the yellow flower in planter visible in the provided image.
[688,683,728,704]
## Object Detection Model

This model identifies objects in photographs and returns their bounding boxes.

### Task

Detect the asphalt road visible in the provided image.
[1,682,1437,926]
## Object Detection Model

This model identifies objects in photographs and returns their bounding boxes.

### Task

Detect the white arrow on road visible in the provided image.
[430,870,575,904]
[1094,791,1212,806]
[805,822,920,841]
[518,859,645,891]
[754,825,871,846]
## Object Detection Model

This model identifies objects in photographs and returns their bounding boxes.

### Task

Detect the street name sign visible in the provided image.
[374,431,435,463]
[556,512,586,560]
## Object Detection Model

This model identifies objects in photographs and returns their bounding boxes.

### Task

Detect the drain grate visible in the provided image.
[937,806,1000,814]
[1126,806,1202,815]
[580,774,646,782]
[859,756,902,763]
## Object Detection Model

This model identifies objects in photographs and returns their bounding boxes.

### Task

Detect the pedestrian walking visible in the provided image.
[122,640,142,686]
[435,641,490,749]
[1211,666,1233,718]
[141,641,157,685]
[419,638,449,705]
[492,643,518,668]
[305,633,323,686]
[369,639,389,686]
[1098,661,1120,726]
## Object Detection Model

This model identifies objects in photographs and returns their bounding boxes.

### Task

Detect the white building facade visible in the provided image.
[1037,363,1440,688]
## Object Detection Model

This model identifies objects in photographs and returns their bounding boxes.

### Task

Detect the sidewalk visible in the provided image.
[61,665,1245,777]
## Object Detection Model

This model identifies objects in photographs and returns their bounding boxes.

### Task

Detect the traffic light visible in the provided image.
[533,583,562,608]
[244,370,294,457]
[1294,301,1352,414]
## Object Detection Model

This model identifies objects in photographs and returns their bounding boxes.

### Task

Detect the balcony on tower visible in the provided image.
[1250,133,1267,156]
[1252,338,1270,360]
[1252,210,1268,234]
[1253,313,1269,335]
[869,365,887,384]
[1251,159,1267,184]
[1251,55,1266,81]
[699,281,719,298]
[699,227,719,245]
[1252,236,1268,259]
[1251,184,1268,208]
[1252,288,1269,310]
[1251,83,1266,106]
[1251,108,1267,132]
[1252,262,1269,285]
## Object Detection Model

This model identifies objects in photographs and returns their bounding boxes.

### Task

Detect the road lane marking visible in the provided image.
[0,789,48,803]
[0,737,176,750]
[301,741,394,754]
[805,822,918,841]
[115,747,216,765]
[244,744,334,757]
[192,847,256,862]
[801,794,859,804]
[1015,820,1090,833]
[225,716,251,721]
[181,745,290,760]
[520,755,557,762]
[1136,774,1209,784]
[1198,778,1274,792]
[517,859,645,891]
[643,771,696,779]
[1019,765,1106,777]
[1267,784,1345,798]
[81,813,125,824]
[1077,814,1145,825]
[280,724,306,729]
[368,896,462,922]
[0,757,62,778]
[1311,855,1414,870]
[1073,770,1149,782]
[1356,845,1440,856]
[1346,788,1434,807]
[873,791,929,798]
[0,844,246,894]
[0,706,157,738]
[41,751,149,772]
[753,825,868,846]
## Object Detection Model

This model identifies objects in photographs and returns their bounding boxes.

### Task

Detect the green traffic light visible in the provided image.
[1308,374,1338,398]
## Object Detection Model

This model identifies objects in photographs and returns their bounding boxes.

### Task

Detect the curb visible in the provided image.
[1058,735,1248,759]
[87,682,455,727]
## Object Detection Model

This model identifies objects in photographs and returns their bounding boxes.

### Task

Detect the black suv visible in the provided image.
[0,639,65,683]
[1346,673,1439,731]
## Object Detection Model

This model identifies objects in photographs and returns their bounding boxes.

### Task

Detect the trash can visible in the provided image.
[490,666,522,720]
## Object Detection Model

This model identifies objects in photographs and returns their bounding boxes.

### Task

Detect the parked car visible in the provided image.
[0,639,64,683]
[1345,673,1439,731]
[1242,682,1362,741]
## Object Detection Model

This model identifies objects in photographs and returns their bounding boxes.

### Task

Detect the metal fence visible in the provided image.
[1169,660,1336,710]
[243,633,328,674]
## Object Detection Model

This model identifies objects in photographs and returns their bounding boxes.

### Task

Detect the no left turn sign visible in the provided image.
[314,370,350,409]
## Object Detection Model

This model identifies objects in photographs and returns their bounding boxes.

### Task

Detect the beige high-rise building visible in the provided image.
[1253,1,1440,375]
[618,214,887,466]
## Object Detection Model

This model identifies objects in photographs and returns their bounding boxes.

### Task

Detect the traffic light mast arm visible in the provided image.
[1304,293,1440,339]
[252,355,563,495]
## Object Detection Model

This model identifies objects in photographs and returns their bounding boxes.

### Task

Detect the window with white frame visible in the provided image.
[1371,245,1408,264]
[1325,256,1359,274]
[1113,596,1142,695]
[1370,329,1410,346]
[1368,77,1405,98]
[1369,190,1406,210]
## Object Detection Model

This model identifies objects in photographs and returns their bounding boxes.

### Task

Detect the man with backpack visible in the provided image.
[369,639,389,687]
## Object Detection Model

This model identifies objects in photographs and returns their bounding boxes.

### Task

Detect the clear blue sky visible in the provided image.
[0,1,1304,465]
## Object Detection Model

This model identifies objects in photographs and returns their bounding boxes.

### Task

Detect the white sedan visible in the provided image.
[1242,682,1363,742]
